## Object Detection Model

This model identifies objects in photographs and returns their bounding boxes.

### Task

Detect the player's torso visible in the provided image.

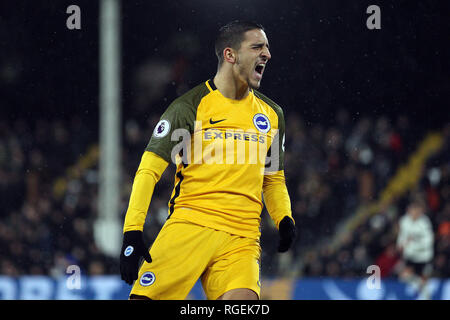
[176,82,277,193]
[167,80,282,238]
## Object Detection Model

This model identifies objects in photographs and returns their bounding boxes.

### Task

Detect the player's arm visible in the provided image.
[120,98,196,285]
[123,151,169,232]
[396,218,407,252]
[120,151,168,285]
[263,170,293,228]
[263,104,296,252]
[263,170,296,252]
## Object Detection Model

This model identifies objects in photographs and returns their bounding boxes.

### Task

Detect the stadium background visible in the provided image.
[0,0,449,299]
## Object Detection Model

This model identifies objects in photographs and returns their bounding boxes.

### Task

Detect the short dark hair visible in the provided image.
[215,20,264,67]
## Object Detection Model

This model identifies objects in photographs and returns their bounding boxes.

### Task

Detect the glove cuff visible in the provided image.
[123,230,144,244]
[279,216,295,230]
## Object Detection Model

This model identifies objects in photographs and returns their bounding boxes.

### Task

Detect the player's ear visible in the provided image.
[223,47,236,64]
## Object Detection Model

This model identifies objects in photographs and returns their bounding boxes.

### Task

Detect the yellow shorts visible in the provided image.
[129,217,261,300]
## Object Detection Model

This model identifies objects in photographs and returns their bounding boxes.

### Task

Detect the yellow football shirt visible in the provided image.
[140,79,289,239]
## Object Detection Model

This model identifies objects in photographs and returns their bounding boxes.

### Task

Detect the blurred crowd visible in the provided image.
[298,123,450,279]
[0,117,117,276]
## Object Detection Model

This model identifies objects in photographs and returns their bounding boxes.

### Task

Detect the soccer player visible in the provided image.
[396,198,434,299]
[120,20,296,300]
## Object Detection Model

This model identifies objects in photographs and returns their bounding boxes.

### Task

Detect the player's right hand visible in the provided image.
[120,231,152,285]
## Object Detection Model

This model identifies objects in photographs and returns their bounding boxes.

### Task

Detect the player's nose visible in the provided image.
[261,47,271,61]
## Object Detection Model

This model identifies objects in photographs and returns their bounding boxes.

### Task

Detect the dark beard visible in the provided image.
[236,58,260,90]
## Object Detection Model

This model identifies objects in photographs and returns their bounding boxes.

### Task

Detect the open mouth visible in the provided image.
[255,63,265,75]
[253,63,266,81]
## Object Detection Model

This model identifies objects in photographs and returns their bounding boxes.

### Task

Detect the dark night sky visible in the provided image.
[1,0,449,134]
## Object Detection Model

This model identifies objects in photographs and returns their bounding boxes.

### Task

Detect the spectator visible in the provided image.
[375,243,401,278]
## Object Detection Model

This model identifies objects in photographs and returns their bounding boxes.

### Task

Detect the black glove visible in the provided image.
[120,231,152,285]
[278,216,296,252]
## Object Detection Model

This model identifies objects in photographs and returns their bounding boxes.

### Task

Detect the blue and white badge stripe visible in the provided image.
[253,114,271,133]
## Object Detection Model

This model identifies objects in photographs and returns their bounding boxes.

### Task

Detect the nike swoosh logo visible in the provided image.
[209,118,226,124]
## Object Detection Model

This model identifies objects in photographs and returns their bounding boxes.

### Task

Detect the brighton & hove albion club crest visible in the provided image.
[124,245,134,257]
[253,114,271,133]
[139,272,156,286]
[153,119,171,138]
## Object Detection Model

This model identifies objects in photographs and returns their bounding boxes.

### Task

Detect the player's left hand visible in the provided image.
[277,216,296,252]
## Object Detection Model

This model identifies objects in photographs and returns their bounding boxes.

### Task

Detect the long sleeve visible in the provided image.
[396,218,407,250]
[123,151,169,232]
[262,170,294,229]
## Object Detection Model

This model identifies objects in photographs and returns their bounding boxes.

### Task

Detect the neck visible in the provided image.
[213,67,249,100]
